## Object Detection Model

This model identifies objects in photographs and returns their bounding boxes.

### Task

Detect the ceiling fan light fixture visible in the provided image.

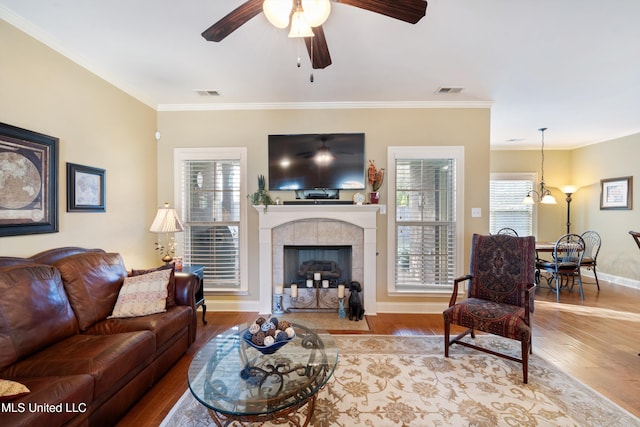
[263,0,293,29]
[288,9,314,38]
[301,0,331,27]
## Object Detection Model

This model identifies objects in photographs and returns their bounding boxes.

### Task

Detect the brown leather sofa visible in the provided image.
[0,247,199,427]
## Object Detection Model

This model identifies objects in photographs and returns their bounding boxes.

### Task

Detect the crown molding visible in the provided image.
[157,100,493,112]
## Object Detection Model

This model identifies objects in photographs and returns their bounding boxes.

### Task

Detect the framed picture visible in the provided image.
[600,176,632,210]
[0,122,58,237]
[67,163,106,212]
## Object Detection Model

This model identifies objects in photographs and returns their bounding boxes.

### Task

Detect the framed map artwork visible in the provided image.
[66,163,106,212]
[0,122,59,237]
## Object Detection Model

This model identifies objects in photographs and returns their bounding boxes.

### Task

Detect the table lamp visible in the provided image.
[149,202,184,264]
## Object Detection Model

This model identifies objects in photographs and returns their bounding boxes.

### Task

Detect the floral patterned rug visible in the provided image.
[161,335,639,427]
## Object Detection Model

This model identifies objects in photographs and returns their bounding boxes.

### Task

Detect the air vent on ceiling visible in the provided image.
[195,90,221,97]
[436,87,464,94]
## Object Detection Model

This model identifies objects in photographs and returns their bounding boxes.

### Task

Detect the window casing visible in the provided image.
[387,146,464,294]
[174,148,248,293]
[489,173,536,237]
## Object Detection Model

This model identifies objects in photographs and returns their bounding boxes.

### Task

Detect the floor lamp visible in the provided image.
[561,186,578,234]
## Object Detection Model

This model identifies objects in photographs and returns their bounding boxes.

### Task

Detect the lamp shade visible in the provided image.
[540,193,557,204]
[149,203,184,233]
[263,0,293,29]
[301,0,331,27]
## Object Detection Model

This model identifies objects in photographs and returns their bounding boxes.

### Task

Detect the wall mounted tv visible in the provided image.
[268,133,366,191]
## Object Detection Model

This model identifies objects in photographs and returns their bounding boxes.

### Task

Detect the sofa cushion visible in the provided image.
[0,378,30,402]
[53,252,127,331]
[0,375,93,426]
[109,269,170,318]
[1,331,154,397]
[86,305,193,350]
[0,264,78,371]
[131,264,177,307]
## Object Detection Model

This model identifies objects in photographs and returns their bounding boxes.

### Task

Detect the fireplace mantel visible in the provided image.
[254,204,384,315]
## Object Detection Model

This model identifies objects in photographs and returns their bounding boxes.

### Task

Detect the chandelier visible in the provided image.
[523,128,557,205]
[263,0,331,37]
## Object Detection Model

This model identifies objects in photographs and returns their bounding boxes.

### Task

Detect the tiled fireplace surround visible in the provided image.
[255,205,382,314]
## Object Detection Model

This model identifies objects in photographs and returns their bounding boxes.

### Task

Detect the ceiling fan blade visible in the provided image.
[336,0,427,24]
[304,26,332,69]
[202,0,264,42]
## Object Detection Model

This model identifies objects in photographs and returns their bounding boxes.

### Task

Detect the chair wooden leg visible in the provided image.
[521,338,529,384]
[444,319,450,357]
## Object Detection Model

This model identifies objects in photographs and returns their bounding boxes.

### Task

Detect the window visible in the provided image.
[387,146,464,294]
[489,173,536,237]
[174,148,248,293]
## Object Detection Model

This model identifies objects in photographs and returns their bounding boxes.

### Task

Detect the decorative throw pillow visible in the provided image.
[130,264,176,308]
[109,269,170,318]
[0,379,30,402]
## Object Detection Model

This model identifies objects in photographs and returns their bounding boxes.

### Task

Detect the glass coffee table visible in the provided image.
[188,320,338,426]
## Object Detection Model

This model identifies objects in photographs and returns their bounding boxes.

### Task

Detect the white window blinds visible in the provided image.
[394,157,457,290]
[489,175,534,237]
[175,147,247,293]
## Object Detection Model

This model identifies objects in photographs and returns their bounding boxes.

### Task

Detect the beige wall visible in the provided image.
[158,108,491,307]
[0,20,158,268]
[491,133,640,284]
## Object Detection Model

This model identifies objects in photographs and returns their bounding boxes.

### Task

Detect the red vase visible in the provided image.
[370,192,380,204]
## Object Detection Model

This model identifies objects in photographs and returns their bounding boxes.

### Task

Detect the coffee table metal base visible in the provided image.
[207,393,317,427]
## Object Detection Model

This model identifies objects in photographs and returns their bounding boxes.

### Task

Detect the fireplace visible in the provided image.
[255,204,382,315]
[284,245,352,286]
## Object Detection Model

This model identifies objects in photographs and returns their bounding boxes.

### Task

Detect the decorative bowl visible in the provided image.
[242,329,296,355]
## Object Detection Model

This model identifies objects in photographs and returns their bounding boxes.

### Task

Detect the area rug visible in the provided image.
[160,335,639,427]
[279,312,370,332]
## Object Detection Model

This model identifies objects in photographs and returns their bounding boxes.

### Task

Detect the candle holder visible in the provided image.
[338,297,346,318]
[273,293,284,315]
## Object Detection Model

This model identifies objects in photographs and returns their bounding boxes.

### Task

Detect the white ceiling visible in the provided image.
[2,0,639,149]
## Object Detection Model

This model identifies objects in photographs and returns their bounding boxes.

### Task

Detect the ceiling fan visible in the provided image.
[201,0,428,69]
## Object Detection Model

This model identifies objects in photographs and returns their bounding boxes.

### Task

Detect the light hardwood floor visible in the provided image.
[117,277,640,426]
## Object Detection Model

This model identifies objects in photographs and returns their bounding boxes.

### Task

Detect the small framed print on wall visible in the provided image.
[600,176,632,210]
[67,163,106,212]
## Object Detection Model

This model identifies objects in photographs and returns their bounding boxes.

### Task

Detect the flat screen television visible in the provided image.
[268,133,365,191]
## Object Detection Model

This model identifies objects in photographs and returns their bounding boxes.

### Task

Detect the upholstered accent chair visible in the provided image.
[443,233,537,383]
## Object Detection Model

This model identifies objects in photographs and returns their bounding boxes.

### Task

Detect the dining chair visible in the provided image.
[496,227,519,236]
[443,233,536,383]
[536,234,586,301]
[580,230,601,290]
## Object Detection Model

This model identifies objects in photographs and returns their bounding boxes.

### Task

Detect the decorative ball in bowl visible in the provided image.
[242,316,296,355]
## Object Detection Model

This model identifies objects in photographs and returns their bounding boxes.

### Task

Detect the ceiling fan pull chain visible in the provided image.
[310,38,314,83]
[297,38,302,67]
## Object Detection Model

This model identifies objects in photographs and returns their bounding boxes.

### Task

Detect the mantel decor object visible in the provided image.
[249,174,274,207]
[367,160,384,204]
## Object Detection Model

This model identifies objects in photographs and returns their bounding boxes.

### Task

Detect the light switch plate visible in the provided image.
[471,207,482,218]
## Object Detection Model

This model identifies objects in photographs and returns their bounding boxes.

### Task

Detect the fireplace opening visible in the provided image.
[283,245,352,287]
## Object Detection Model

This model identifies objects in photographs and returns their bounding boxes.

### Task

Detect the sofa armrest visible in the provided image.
[175,272,198,344]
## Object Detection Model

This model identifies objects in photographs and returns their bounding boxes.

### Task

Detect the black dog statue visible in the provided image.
[348,281,365,321]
